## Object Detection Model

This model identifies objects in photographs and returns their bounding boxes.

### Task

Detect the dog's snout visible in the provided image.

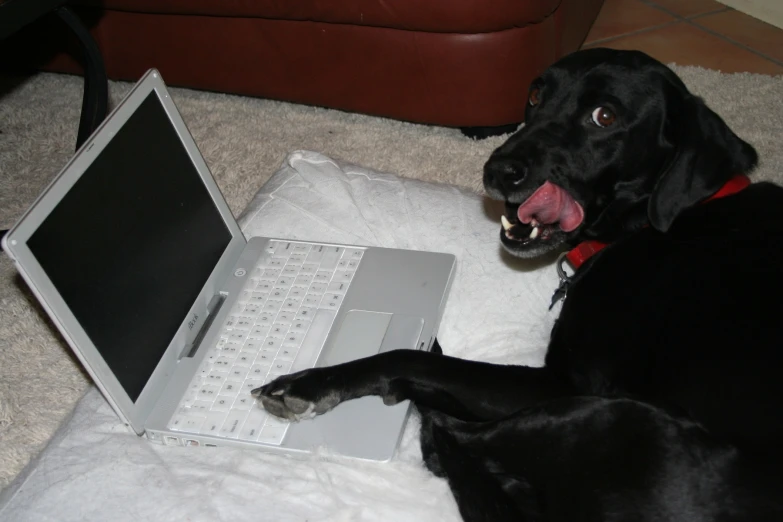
[483,157,528,194]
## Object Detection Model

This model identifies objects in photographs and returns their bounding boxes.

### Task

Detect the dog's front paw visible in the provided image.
[250,368,343,421]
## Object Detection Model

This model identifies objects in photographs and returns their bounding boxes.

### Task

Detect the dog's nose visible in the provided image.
[483,158,527,194]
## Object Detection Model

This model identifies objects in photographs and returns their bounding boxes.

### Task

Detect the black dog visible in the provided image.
[253,49,783,521]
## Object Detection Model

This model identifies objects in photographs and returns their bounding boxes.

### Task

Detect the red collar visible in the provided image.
[565,175,751,269]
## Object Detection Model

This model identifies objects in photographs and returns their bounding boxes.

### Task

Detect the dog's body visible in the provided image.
[254,49,783,521]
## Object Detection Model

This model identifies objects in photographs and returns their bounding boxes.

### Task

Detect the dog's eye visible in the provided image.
[591,107,616,127]
[528,88,541,107]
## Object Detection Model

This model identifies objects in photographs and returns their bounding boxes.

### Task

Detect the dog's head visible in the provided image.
[484,48,758,258]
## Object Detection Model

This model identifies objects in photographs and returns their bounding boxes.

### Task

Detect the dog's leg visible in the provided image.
[252,348,569,422]
[424,419,529,522]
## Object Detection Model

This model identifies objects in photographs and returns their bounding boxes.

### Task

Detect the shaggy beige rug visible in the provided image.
[0,65,781,491]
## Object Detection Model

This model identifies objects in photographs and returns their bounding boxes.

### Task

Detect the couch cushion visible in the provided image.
[78,0,561,33]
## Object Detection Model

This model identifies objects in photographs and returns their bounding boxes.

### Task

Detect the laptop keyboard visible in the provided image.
[168,240,364,445]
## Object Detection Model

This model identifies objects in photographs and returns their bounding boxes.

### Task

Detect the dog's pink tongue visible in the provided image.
[517,181,585,232]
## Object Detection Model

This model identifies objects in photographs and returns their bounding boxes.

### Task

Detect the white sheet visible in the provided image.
[0,151,562,522]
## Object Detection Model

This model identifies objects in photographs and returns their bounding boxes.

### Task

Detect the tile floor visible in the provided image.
[582,0,783,74]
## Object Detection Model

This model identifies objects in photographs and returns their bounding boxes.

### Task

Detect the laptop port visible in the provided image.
[184,439,200,447]
[204,443,217,447]
[163,436,180,446]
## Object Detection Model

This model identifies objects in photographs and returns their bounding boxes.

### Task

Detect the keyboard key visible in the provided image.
[211,396,233,412]
[228,367,249,381]
[275,345,298,362]
[243,303,262,316]
[200,411,228,435]
[319,247,343,270]
[282,331,304,347]
[281,299,300,312]
[214,356,233,369]
[270,359,293,374]
[196,364,213,379]
[262,337,283,351]
[327,281,349,294]
[258,425,288,445]
[243,379,265,393]
[219,381,242,398]
[249,324,271,339]
[249,363,271,378]
[281,266,299,277]
[169,414,204,433]
[313,271,331,283]
[275,311,295,324]
[275,276,294,287]
[294,275,314,287]
[288,286,307,299]
[244,338,264,352]
[269,324,288,339]
[300,262,319,274]
[333,270,353,283]
[255,349,277,364]
[303,294,321,307]
[238,406,268,441]
[295,307,317,320]
[264,415,289,428]
[255,281,274,293]
[320,293,344,310]
[219,410,248,439]
[236,348,256,363]
[222,344,241,356]
[223,316,240,330]
[259,269,280,282]
[265,371,288,384]
[265,241,280,255]
[180,390,199,408]
[305,248,323,263]
[186,399,211,412]
[227,331,248,343]
[343,248,364,260]
[248,291,267,304]
[292,244,311,254]
[233,317,254,331]
[308,282,327,295]
[263,300,283,314]
[289,320,311,334]
[202,349,220,365]
[255,313,275,326]
[206,371,229,385]
[232,396,254,410]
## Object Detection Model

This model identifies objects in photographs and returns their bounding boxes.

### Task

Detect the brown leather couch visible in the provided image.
[3,0,604,129]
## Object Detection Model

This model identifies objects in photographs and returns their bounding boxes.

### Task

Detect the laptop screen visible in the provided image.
[27,92,232,402]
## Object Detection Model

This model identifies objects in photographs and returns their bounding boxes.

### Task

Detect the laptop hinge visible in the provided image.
[180,292,226,360]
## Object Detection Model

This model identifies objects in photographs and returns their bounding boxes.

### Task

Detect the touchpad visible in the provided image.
[318,311,424,367]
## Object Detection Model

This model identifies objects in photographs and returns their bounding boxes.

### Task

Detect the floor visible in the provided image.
[582,0,783,74]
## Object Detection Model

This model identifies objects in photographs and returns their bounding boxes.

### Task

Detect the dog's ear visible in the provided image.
[647,80,757,232]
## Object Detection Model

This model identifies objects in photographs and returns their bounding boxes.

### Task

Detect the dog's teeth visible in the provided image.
[501,215,512,231]
[531,219,539,228]
[529,226,540,239]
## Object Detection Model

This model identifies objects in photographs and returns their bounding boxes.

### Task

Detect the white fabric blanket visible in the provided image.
[0,151,563,522]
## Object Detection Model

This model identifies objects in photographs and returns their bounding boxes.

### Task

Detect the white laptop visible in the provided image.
[2,69,456,461]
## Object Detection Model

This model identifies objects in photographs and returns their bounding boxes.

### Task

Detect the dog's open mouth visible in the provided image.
[501,181,585,245]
